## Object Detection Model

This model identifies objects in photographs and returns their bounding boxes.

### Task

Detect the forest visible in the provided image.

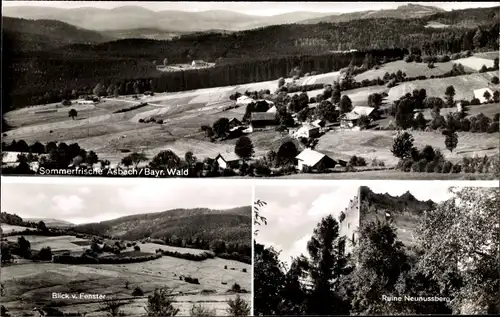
[254,187,499,315]
[2,5,499,111]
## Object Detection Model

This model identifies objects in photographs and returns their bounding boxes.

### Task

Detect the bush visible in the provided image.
[134,245,141,251]
[242,268,247,273]
[184,276,200,284]
[487,122,499,133]
[132,286,144,296]
[157,119,164,124]
[451,164,462,173]
[190,303,216,317]
[442,161,453,173]
[470,98,481,105]
[349,155,367,167]
[224,265,228,269]
[433,162,443,173]
[425,162,436,173]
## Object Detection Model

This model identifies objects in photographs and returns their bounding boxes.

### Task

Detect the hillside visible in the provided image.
[2,6,498,110]
[2,17,112,50]
[360,186,436,215]
[2,6,330,33]
[23,218,74,228]
[73,206,252,245]
[300,4,445,24]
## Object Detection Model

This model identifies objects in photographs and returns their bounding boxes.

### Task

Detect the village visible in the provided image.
[2,52,499,179]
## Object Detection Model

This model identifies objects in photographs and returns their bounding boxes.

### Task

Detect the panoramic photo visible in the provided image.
[1,1,499,179]
[0,178,252,316]
[253,181,499,315]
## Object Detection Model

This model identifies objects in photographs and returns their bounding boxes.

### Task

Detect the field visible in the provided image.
[418,103,499,120]
[5,235,91,252]
[1,235,251,316]
[1,224,31,234]
[355,59,475,82]
[315,130,499,166]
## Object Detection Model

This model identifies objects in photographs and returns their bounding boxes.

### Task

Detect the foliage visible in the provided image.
[339,95,353,114]
[145,287,180,316]
[391,131,415,159]
[444,131,459,153]
[226,294,251,316]
[190,303,216,317]
[234,136,254,160]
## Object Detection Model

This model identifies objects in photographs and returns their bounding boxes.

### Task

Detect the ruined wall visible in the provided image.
[338,187,360,254]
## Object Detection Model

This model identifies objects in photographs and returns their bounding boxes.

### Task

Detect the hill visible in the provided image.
[2,17,112,51]
[2,6,330,33]
[300,4,445,24]
[73,206,252,245]
[23,218,74,228]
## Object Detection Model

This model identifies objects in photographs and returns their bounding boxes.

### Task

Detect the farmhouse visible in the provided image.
[77,100,96,105]
[191,60,209,67]
[295,124,320,138]
[214,152,240,169]
[250,112,277,129]
[339,106,376,128]
[295,148,336,171]
[473,88,494,104]
[312,119,325,127]
[236,95,254,106]
[456,101,463,112]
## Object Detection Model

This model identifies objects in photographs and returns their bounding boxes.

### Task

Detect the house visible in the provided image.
[250,112,278,129]
[214,152,240,169]
[228,117,242,129]
[308,103,320,109]
[473,88,494,104]
[191,60,208,67]
[339,106,376,128]
[312,119,325,128]
[456,102,463,112]
[295,124,320,138]
[296,148,337,171]
[236,95,254,106]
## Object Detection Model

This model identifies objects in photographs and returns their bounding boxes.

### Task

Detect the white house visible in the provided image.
[214,152,240,169]
[236,95,254,106]
[77,100,96,105]
[473,88,494,104]
[339,106,376,129]
[295,148,336,171]
[191,60,208,67]
[295,124,320,138]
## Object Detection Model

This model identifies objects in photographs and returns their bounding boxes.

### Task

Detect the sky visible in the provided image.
[254,181,494,265]
[2,1,498,16]
[1,178,251,224]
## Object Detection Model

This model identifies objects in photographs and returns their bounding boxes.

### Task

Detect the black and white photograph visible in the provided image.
[253,181,499,315]
[0,178,252,316]
[1,1,499,179]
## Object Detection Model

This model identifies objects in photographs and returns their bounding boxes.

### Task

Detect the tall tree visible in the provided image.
[68,109,78,120]
[235,136,254,160]
[445,131,458,153]
[306,215,352,315]
[391,131,415,159]
[445,85,456,107]
[339,95,353,114]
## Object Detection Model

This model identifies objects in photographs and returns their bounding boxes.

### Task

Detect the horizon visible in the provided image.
[1,179,252,224]
[2,1,499,17]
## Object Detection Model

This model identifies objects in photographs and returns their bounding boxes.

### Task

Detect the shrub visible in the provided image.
[487,122,499,133]
[145,287,180,316]
[184,276,200,284]
[226,295,251,316]
[190,303,216,317]
[231,283,242,293]
[425,162,436,173]
[451,164,462,173]
[157,119,164,124]
[224,265,228,269]
[134,245,141,251]
[349,155,367,167]
[442,161,453,173]
[433,162,443,173]
[470,98,481,105]
[242,268,247,273]
[132,286,144,296]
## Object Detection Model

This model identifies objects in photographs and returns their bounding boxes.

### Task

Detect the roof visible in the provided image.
[229,117,241,123]
[308,103,320,109]
[473,88,495,103]
[352,106,375,116]
[266,105,277,113]
[251,112,276,121]
[216,152,240,162]
[295,148,329,166]
[236,96,254,104]
[340,112,361,121]
[192,60,206,63]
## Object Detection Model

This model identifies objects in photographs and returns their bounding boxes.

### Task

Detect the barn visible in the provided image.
[295,124,320,138]
[339,106,376,128]
[295,148,336,171]
[250,112,278,129]
[214,153,240,169]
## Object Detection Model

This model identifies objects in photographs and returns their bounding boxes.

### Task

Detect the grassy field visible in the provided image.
[1,235,251,316]
[5,235,91,252]
[1,224,31,234]
[418,103,499,120]
[315,130,499,166]
[386,71,499,104]
[355,60,475,82]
